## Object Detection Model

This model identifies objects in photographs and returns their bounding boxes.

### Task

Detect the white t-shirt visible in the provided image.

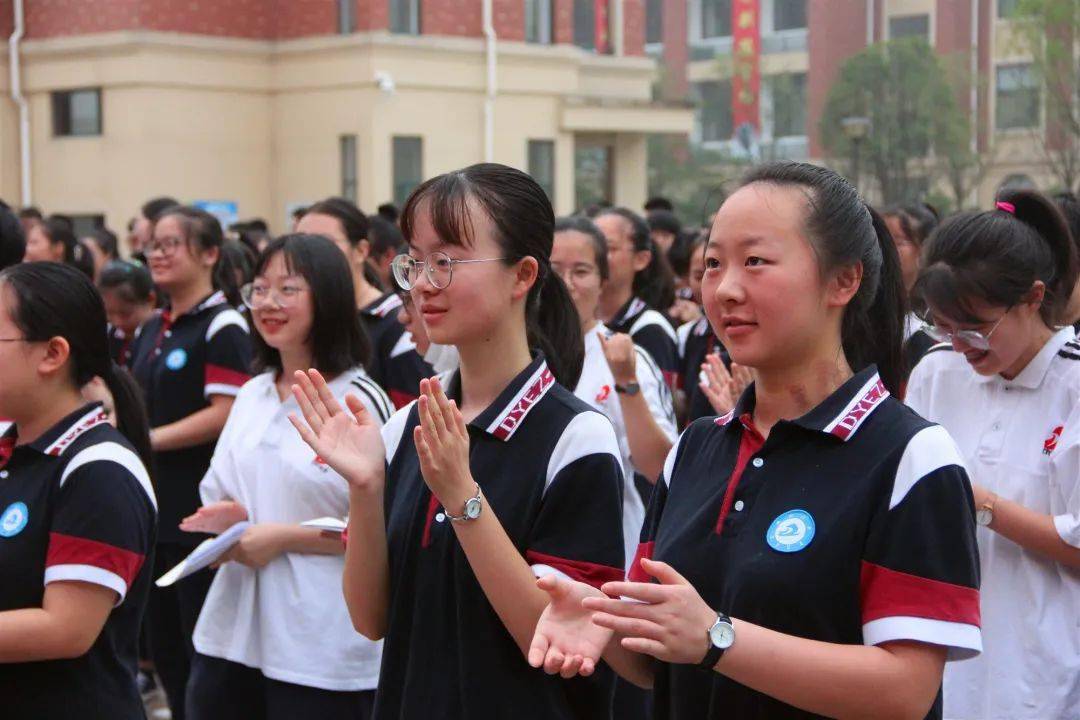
[192,367,393,691]
[907,327,1080,719]
[574,323,678,571]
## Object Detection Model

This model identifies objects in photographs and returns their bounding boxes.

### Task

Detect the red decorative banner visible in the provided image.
[595,0,611,54]
[731,0,761,132]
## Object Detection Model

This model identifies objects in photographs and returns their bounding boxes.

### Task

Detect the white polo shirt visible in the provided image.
[907,326,1080,719]
[192,367,392,692]
[574,323,678,571]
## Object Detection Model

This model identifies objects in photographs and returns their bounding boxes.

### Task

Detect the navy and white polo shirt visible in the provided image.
[360,292,433,409]
[608,296,679,389]
[676,315,730,425]
[107,325,137,368]
[129,290,252,543]
[0,404,156,719]
[631,366,981,720]
[375,354,625,720]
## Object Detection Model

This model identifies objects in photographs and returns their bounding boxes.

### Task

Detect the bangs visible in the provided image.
[915,262,997,324]
[400,172,479,250]
[254,239,303,280]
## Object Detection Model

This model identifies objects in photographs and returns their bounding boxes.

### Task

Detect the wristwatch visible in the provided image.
[615,381,641,396]
[436,483,483,523]
[698,613,735,670]
[976,493,998,527]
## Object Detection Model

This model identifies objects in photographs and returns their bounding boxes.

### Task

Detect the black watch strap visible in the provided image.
[698,643,725,671]
[614,381,641,396]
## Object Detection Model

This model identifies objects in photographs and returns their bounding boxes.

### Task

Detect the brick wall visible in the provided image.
[422,0,482,37]
[623,0,644,56]
[807,0,869,158]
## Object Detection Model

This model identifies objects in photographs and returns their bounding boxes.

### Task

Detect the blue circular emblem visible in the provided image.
[0,502,29,538]
[766,509,815,553]
[165,349,188,371]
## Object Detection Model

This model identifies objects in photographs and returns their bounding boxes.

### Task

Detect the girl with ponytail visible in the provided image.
[906,190,1080,719]
[529,162,981,720]
[0,262,156,719]
[289,163,624,719]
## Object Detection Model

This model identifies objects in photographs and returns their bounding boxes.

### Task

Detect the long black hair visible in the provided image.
[917,189,1078,328]
[156,206,241,307]
[0,262,152,470]
[99,260,155,304]
[595,206,676,311]
[251,234,371,377]
[401,163,585,388]
[740,161,907,394]
[303,197,384,292]
[38,217,77,265]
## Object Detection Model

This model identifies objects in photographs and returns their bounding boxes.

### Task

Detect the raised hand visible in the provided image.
[584,558,716,665]
[730,362,754,400]
[700,353,738,415]
[180,500,249,535]
[414,376,473,506]
[528,575,614,678]
[288,369,386,493]
[598,331,637,386]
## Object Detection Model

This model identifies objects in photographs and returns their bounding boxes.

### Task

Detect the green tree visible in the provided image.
[1011,0,1080,192]
[820,37,973,204]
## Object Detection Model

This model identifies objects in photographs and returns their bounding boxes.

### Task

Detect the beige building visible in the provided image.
[0,0,693,238]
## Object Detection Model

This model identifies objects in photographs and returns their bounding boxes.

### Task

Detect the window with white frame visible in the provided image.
[995,63,1040,130]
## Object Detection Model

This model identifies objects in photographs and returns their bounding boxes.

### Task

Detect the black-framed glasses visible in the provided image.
[391,251,507,291]
[921,307,1012,351]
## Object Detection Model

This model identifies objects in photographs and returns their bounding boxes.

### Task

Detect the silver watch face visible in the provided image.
[709,619,735,649]
[976,508,993,527]
[464,496,483,520]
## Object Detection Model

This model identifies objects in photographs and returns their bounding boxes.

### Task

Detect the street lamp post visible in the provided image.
[841,116,872,191]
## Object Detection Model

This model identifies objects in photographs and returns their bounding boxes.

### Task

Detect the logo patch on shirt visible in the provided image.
[165,349,188,371]
[1044,426,1063,455]
[766,509,815,553]
[595,385,612,403]
[0,502,28,538]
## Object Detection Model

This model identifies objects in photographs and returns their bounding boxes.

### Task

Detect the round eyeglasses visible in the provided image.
[921,307,1012,352]
[240,282,308,310]
[391,251,507,291]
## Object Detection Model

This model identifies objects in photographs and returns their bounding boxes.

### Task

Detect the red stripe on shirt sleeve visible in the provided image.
[389,388,418,410]
[860,560,980,626]
[46,532,146,588]
[662,370,680,389]
[626,541,655,583]
[205,364,251,390]
[526,550,625,590]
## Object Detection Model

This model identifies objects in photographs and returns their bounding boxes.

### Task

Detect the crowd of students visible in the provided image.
[0,160,1077,720]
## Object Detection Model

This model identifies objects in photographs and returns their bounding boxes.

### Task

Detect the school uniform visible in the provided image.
[907,328,1080,719]
[128,289,253,720]
[360,292,433,409]
[676,316,730,425]
[185,367,391,720]
[375,353,625,720]
[608,296,679,389]
[0,404,156,719]
[631,366,982,720]
[108,325,137,367]
[574,323,677,570]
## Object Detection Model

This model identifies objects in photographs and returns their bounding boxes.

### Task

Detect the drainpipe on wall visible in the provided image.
[482,0,497,163]
[8,0,30,205]
[970,0,980,154]
[866,0,875,46]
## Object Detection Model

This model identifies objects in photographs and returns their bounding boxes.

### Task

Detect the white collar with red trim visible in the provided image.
[446,356,557,442]
[38,405,111,456]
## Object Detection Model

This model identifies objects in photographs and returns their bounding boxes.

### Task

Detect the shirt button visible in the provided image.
[734,500,745,511]
[992,422,1002,431]
[154,349,162,356]
[165,331,172,338]
[752,457,764,468]
[0,470,7,479]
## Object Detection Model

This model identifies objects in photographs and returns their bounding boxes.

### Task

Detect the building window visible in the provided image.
[772,0,807,32]
[391,0,420,35]
[696,80,733,142]
[770,73,806,138]
[995,63,1040,130]
[525,0,552,44]
[337,0,355,33]
[340,135,358,203]
[702,0,732,39]
[997,0,1020,19]
[52,88,102,137]
[528,140,556,204]
[393,136,423,207]
[889,14,929,40]
[573,0,612,53]
[646,0,664,44]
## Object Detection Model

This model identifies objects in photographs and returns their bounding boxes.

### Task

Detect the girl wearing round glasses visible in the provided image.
[290,163,625,719]
[906,191,1080,720]
[181,234,389,720]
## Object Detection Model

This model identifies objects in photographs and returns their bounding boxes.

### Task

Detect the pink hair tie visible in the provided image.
[996,201,1016,214]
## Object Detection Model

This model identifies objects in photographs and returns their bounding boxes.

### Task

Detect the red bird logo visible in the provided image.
[1044,426,1064,456]
[595,385,612,403]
